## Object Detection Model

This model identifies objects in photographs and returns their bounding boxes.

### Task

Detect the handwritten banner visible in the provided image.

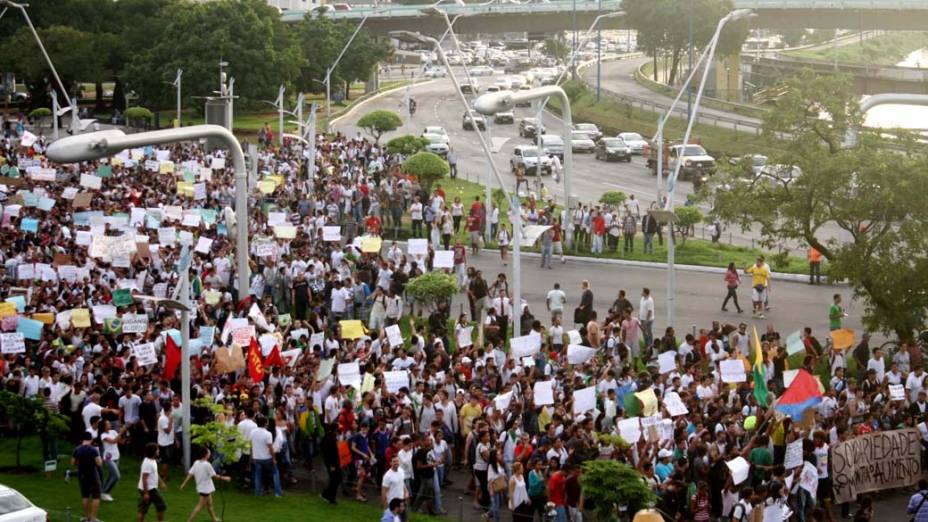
[831,428,922,503]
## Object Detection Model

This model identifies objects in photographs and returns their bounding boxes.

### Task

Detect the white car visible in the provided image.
[0,484,46,522]
[422,126,448,139]
[617,132,649,155]
[423,133,450,156]
[570,131,596,153]
[470,66,495,76]
[422,67,447,78]
[494,77,511,90]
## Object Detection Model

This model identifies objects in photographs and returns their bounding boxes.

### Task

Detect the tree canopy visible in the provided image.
[402,151,449,193]
[705,70,928,341]
[358,110,403,144]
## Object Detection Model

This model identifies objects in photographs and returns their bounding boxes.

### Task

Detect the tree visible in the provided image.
[386,134,430,156]
[543,37,570,65]
[124,106,154,128]
[297,16,393,100]
[672,205,703,245]
[402,151,449,194]
[623,0,748,85]
[706,70,928,342]
[125,0,302,110]
[0,391,68,470]
[599,191,627,208]
[189,397,249,465]
[580,460,656,520]
[358,110,403,144]
[406,271,459,311]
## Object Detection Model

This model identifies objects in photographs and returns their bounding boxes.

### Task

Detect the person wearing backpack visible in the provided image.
[729,486,754,521]
[907,479,928,522]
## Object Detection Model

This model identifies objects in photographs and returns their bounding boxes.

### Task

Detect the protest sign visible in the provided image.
[133,343,158,366]
[533,380,554,406]
[889,384,905,401]
[799,461,819,495]
[663,392,689,417]
[567,330,582,345]
[121,313,148,334]
[316,358,335,382]
[830,329,855,350]
[658,351,677,374]
[784,440,803,470]
[511,334,541,360]
[274,226,296,239]
[231,326,256,347]
[456,326,473,348]
[572,386,596,415]
[308,332,325,349]
[786,330,805,356]
[408,238,428,256]
[322,226,341,241]
[0,332,25,354]
[16,317,43,340]
[112,288,134,307]
[494,391,513,412]
[384,371,409,393]
[433,250,454,268]
[385,324,404,347]
[337,362,361,390]
[195,237,213,255]
[567,344,596,365]
[720,359,747,383]
[79,173,102,190]
[361,236,382,254]
[726,456,750,485]
[831,428,922,503]
[635,388,659,416]
[783,369,799,389]
[617,418,641,444]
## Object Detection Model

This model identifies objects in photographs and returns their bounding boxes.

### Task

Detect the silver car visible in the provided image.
[570,131,596,153]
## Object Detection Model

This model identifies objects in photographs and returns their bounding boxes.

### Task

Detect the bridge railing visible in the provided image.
[735,0,928,8]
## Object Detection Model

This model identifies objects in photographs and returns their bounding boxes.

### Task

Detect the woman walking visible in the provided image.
[509,462,533,521]
[179,447,231,522]
[722,262,743,313]
[485,449,506,522]
[99,420,125,502]
[497,225,510,266]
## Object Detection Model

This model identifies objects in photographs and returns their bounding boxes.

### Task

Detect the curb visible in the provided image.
[386,240,830,285]
[330,80,436,127]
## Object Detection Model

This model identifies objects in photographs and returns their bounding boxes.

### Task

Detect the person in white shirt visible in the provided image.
[381,457,408,509]
[180,447,230,522]
[137,443,167,521]
[250,416,282,497]
[157,401,175,482]
[639,288,655,349]
[545,283,567,322]
[330,280,351,320]
[867,348,886,383]
[100,421,124,502]
[907,367,926,403]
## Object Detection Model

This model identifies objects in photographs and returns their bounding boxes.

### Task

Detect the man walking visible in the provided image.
[622,211,637,254]
[809,246,822,285]
[73,432,103,522]
[641,211,658,254]
[447,148,458,178]
[137,443,167,522]
[546,283,567,323]
[639,288,655,349]
[540,224,554,268]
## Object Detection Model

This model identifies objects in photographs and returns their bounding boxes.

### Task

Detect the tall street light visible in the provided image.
[390,30,525,335]
[844,93,928,147]
[173,69,183,128]
[663,9,755,329]
[0,0,79,135]
[324,15,373,133]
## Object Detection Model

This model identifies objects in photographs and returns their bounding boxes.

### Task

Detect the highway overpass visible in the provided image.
[281,0,928,34]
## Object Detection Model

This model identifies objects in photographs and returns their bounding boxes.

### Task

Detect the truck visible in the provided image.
[647,138,717,190]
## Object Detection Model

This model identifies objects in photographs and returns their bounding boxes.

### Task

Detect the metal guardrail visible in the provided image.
[734,0,928,8]
[763,54,928,81]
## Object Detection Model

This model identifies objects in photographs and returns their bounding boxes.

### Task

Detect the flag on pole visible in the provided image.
[752,325,768,407]
[247,337,265,383]
[264,345,284,367]
[775,368,823,420]
[163,334,182,381]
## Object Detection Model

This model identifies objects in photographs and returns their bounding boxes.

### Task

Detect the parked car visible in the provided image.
[539,134,565,160]
[0,484,47,522]
[422,130,450,156]
[617,131,649,155]
[518,117,546,138]
[728,154,768,175]
[594,137,632,162]
[462,110,487,131]
[494,110,515,124]
[422,126,448,139]
[573,123,602,142]
[570,131,596,153]
[510,145,552,175]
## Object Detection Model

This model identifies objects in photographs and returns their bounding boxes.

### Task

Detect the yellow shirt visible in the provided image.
[459,403,483,435]
[746,265,770,287]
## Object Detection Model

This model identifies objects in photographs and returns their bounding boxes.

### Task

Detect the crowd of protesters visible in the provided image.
[0,115,926,522]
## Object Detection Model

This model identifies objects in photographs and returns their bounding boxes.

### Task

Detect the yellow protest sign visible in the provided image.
[176,182,194,197]
[203,290,221,306]
[635,388,659,417]
[258,180,276,195]
[0,302,15,318]
[274,226,297,239]
[361,373,376,394]
[32,312,54,325]
[71,308,91,328]
[267,175,285,188]
[339,320,367,340]
[830,328,855,350]
[361,236,382,253]
[111,157,123,167]
[159,161,175,174]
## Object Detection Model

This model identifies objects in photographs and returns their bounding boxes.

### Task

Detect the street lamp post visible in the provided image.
[390,30,523,334]
[844,93,928,147]
[325,16,371,133]
[0,0,79,135]
[173,69,183,128]
[663,9,755,329]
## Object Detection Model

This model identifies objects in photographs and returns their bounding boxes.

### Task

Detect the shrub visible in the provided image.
[673,205,703,245]
[28,107,52,119]
[124,106,154,127]
[357,109,402,143]
[599,191,627,208]
[580,460,656,520]
[402,151,449,194]
[406,271,459,311]
[386,134,429,156]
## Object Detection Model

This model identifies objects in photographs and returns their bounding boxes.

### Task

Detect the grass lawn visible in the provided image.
[0,437,436,522]
[406,178,805,274]
[787,31,928,66]
[550,80,787,159]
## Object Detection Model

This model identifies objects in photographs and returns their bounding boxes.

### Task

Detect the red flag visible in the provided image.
[163,335,182,380]
[264,345,284,367]
[247,337,265,383]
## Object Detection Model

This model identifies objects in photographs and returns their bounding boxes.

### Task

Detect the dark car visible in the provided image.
[463,110,487,131]
[518,117,546,139]
[594,137,632,162]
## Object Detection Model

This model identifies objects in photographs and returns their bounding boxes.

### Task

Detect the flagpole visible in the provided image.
[180,263,191,471]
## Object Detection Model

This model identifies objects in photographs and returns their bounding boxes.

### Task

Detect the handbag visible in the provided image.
[491,474,508,493]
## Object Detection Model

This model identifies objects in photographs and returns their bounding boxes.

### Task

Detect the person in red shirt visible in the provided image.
[547,464,568,520]
[467,214,482,255]
[434,184,446,201]
[365,213,381,236]
[591,210,606,254]
[452,239,466,286]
